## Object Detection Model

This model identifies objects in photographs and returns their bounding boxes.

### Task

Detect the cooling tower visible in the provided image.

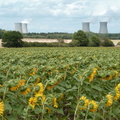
[82,22,90,32]
[15,23,22,33]
[99,22,108,34]
[22,23,28,33]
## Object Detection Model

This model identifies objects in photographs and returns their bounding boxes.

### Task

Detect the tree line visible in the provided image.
[23,32,120,40]
[1,30,116,47]
[23,32,73,39]
[0,29,120,40]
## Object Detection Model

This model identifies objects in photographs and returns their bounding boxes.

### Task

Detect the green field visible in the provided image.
[0,47,120,120]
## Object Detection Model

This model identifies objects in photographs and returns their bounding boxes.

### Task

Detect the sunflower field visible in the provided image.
[0,47,120,120]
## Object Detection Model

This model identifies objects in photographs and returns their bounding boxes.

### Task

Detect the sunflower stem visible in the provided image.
[84,108,89,120]
[74,101,80,120]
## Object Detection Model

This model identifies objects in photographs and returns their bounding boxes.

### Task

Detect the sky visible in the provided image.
[0,0,120,33]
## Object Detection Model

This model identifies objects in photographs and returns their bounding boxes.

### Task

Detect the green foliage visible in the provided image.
[72,30,89,46]
[2,31,23,47]
[23,32,120,40]
[86,32,120,40]
[117,42,120,45]
[57,38,64,43]
[23,32,73,39]
[89,35,101,47]
[98,33,120,39]
[23,42,69,47]
[2,30,120,40]
[0,29,6,39]
[0,47,120,120]
[68,40,79,47]
[101,38,114,47]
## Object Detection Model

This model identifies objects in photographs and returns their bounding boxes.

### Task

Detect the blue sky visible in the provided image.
[0,0,120,33]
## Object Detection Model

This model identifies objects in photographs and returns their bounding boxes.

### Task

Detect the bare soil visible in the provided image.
[23,38,72,43]
[111,40,120,45]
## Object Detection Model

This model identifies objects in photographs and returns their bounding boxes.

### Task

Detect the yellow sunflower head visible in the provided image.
[0,102,4,116]
[88,100,98,112]
[29,97,37,109]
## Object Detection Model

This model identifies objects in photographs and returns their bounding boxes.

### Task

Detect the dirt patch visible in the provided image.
[23,38,72,43]
[111,40,120,45]
[0,39,3,48]
[23,39,120,45]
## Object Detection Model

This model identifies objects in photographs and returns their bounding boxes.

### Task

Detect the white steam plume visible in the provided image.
[21,18,32,23]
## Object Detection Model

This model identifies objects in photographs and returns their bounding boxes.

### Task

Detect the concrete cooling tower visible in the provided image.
[22,23,28,33]
[82,22,90,32]
[99,22,108,34]
[15,23,22,33]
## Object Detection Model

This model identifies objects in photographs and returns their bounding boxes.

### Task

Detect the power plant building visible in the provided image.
[22,23,28,33]
[99,22,108,34]
[82,22,90,32]
[15,23,22,33]
[15,23,28,33]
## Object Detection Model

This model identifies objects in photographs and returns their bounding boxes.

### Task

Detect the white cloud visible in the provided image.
[0,0,120,33]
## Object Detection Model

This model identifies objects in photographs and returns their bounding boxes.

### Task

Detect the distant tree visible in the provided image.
[0,29,5,39]
[57,38,64,43]
[100,38,114,47]
[89,35,101,47]
[2,31,23,47]
[117,42,120,45]
[72,30,89,46]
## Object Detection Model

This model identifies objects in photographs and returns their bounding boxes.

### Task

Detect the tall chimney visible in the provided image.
[15,23,22,33]
[82,22,90,32]
[22,23,28,33]
[99,22,108,34]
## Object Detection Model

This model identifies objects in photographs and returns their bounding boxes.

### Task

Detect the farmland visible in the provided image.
[0,47,120,120]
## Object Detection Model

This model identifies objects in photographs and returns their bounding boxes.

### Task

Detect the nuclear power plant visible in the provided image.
[15,21,108,34]
[15,23,28,33]
[22,23,28,33]
[82,22,90,32]
[82,21,108,34]
[99,22,108,34]
[15,23,23,33]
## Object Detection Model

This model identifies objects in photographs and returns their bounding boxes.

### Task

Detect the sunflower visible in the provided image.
[29,97,37,109]
[35,94,46,103]
[34,83,44,94]
[0,102,4,116]
[114,71,119,78]
[88,100,98,112]
[71,71,75,74]
[114,92,120,100]
[9,80,26,91]
[53,98,58,108]
[34,77,41,85]
[45,107,51,113]
[114,83,120,100]
[103,75,113,80]
[29,68,37,76]
[88,68,97,82]
[105,94,113,107]
[115,83,120,91]
[18,80,26,87]
[21,88,31,95]
[79,96,89,110]
[47,77,64,90]
[9,86,18,91]
[47,80,60,90]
